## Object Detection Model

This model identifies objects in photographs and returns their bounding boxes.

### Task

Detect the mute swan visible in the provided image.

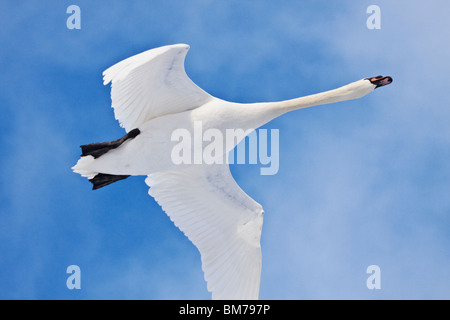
[72,44,392,299]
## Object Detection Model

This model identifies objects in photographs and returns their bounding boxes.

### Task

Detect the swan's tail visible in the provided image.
[72,129,140,189]
[72,155,97,179]
[72,156,131,189]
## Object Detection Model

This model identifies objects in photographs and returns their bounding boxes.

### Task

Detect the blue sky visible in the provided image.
[1,0,449,299]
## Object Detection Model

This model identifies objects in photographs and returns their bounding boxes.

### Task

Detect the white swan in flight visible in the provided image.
[72,44,392,300]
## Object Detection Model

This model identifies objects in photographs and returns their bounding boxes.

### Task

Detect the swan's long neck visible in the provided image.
[277,81,372,111]
[245,79,374,128]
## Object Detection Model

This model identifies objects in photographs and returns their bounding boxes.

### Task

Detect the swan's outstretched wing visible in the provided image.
[103,44,212,132]
[145,164,264,300]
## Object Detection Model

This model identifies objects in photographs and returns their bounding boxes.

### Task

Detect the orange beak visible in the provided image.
[367,76,393,88]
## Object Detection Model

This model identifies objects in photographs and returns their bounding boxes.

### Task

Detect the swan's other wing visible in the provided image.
[145,164,264,300]
[103,44,212,132]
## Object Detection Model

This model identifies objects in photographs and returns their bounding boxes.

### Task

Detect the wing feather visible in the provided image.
[145,164,264,300]
[103,44,212,132]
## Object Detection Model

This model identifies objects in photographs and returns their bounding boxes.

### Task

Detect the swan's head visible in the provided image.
[365,75,393,89]
[334,75,393,102]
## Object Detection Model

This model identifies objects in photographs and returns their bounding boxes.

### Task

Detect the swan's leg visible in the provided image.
[89,173,130,190]
[80,128,141,159]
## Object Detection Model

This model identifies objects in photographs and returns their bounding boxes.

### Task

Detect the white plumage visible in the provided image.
[103,44,211,132]
[146,165,263,299]
[73,44,391,299]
